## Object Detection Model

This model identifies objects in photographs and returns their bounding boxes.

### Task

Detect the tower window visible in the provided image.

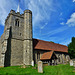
[20,33,22,36]
[26,50,27,52]
[18,21,19,27]
[15,19,19,27]
[20,33,21,35]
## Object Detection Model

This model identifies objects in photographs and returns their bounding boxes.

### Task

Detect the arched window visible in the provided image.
[15,19,19,27]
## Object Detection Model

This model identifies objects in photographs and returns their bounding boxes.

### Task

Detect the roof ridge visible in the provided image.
[33,38,68,47]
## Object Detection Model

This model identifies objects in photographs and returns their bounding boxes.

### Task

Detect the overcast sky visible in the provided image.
[0,0,75,46]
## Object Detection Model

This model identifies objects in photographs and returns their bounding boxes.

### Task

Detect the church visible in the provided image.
[0,7,70,67]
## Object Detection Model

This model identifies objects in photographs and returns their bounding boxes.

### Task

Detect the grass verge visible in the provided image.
[0,64,74,75]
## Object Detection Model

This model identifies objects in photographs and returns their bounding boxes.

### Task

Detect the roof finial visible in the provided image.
[17,0,20,12]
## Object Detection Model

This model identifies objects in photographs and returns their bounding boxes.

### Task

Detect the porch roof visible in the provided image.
[40,51,54,60]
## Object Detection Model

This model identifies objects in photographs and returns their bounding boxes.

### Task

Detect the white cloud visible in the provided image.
[73,0,75,2]
[42,26,68,36]
[27,0,55,27]
[60,39,71,46]
[60,12,63,16]
[60,18,64,21]
[40,23,48,29]
[60,22,65,25]
[66,13,75,26]
[0,0,57,27]
[0,0,23,26]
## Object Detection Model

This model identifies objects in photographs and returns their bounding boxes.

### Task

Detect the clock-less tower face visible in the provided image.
[4,10,24,40]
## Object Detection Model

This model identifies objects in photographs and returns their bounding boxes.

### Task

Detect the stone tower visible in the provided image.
[7,10,24,66]
[23,10,33,65]
[0,9,33,66]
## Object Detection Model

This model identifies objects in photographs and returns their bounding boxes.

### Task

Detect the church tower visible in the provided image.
[23,10,33,65]
[4,10,24,66]
[0,0,33,66]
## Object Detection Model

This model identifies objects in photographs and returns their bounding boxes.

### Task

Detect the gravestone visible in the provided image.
[32,60,34,66]
[38,61,43,73]
[52,60,54,65]
[70,60,73,66]
[21,64,26,68]
[52,60,54,63]
[23,64,26,68]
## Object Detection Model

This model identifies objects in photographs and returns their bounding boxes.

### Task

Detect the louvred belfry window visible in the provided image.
[15,19,19,27]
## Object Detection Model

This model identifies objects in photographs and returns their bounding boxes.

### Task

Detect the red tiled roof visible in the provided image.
[33,39,68,53]
[40,51,54,60]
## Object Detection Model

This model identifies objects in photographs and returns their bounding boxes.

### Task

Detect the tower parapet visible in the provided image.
[4,9,24,40]
[24,10,32,14]
[10,10,16,14]
[4,10,24,33]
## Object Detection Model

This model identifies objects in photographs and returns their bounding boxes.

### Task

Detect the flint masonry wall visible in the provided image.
[11,14,24,40]
[34,50,70,64]
[55,52,70,64]
[23,10,33,65]
[0,27,10,67]
[9,10,33,66]
[0,10,24,66]
[0,9,33,66]
[9,10,24,66]
[34,50,48,64]
[11,39,23,66]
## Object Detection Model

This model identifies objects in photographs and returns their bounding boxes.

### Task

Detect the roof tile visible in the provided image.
[33,39,68,53]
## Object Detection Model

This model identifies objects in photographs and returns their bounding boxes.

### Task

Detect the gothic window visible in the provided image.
[15,19,19,27]
[20,33,22,36]
[26,50,27,52]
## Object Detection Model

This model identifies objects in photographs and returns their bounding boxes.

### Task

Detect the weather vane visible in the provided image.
[17,0,20,12]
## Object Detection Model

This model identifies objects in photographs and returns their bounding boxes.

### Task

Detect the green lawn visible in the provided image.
[0,64,75,75]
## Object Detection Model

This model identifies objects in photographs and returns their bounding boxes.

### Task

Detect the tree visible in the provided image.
[50,41,54,43]
[68,37,75,59]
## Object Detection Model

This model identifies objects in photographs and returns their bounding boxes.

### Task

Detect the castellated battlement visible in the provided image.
[5,9,32,26]
[24,10,32,14]
[10,10,24,18]
[10,10,16,14]
[4,9,25,40]
[5,10,24,25]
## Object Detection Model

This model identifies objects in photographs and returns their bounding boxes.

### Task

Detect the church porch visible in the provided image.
[40,51,57,66]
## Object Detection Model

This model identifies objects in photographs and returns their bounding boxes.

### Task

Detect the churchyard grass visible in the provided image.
[0,64,74,75]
